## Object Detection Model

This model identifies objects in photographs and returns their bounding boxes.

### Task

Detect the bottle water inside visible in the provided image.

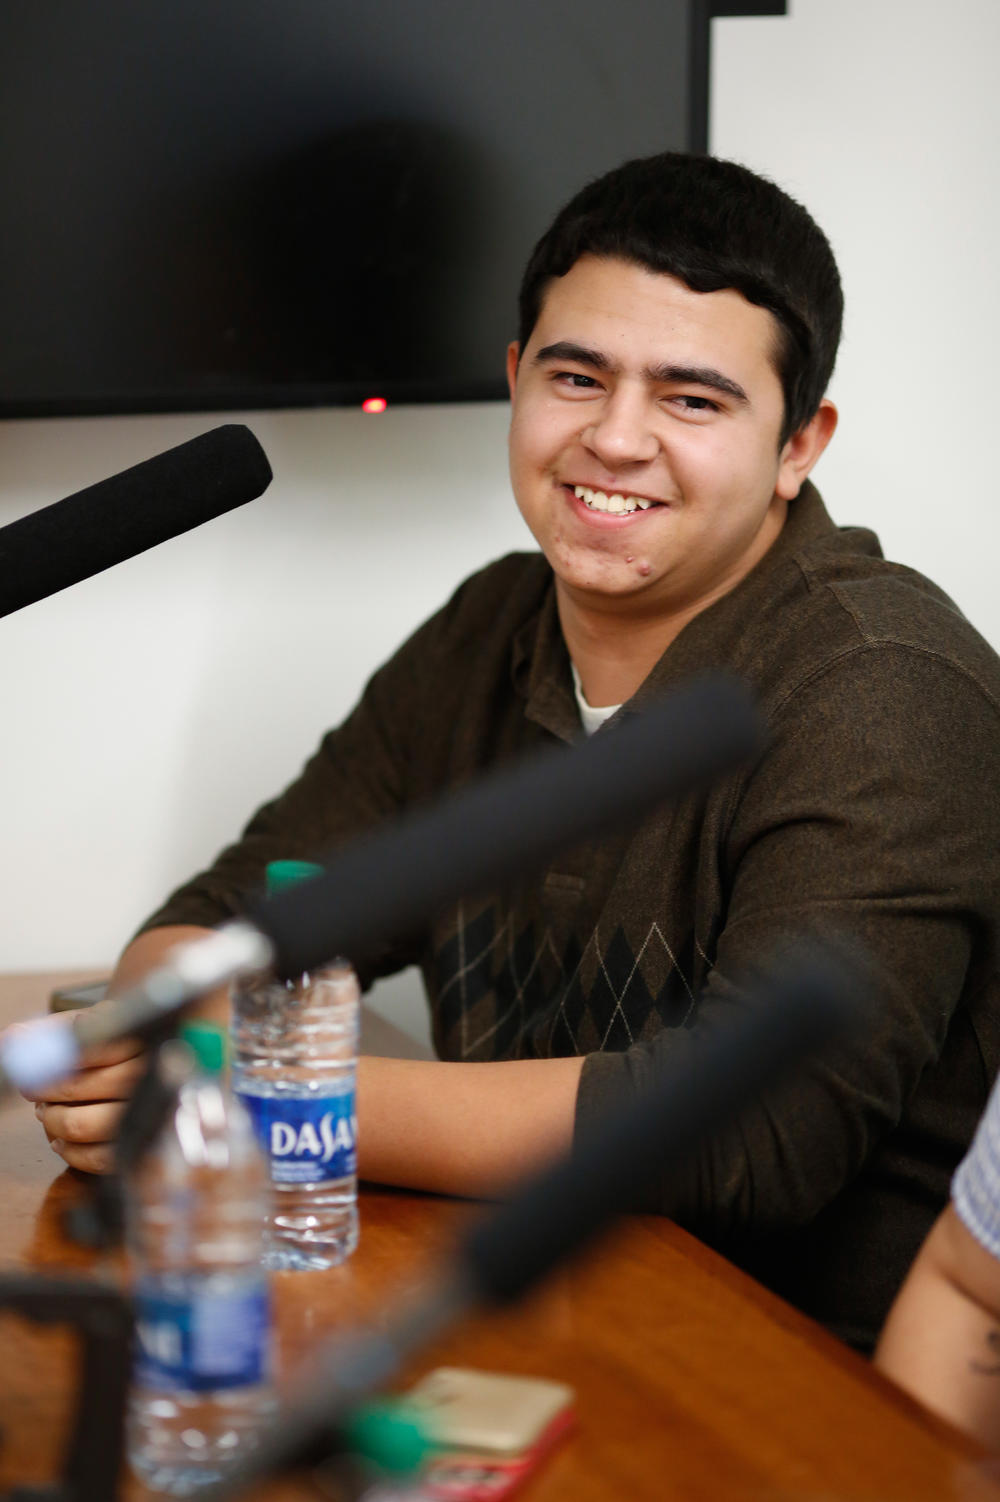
[127,1025,274,1494]
[232,961,360,1270]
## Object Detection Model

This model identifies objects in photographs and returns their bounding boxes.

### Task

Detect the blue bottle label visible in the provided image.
[133,1277,270,1392]
[239,1091,357,1183]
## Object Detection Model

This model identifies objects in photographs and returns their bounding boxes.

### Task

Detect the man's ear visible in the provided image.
[775,398,838,501]
[506,341,521,400]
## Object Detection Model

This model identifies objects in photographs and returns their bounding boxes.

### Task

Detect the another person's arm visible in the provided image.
[875,1202,1000,1447]
[875,1077,1000,1445]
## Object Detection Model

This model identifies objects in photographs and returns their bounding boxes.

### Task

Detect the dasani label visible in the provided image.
[240,1091,357,1183]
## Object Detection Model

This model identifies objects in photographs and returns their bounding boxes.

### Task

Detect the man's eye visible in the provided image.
[555,371,598,389]
[674,394,717,412]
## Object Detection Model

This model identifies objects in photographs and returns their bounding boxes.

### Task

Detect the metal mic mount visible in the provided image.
[0,1274,134,1502]
[63,1027,197,1252]
[0,923,273,1106]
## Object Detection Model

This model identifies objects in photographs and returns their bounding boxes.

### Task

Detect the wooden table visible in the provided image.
[2,972,999,1501]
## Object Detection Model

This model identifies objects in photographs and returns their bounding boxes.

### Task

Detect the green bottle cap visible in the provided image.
[179,1020,226,1074]
[343,1401,430,1474]
[266,859,324,896]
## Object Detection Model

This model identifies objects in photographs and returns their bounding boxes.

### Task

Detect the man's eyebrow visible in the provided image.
[533,343,749,404]
[647,363,749,403]
[534,341,614,371]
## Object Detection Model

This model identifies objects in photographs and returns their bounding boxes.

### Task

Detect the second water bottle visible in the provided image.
[126,1022,273,1494]
[231,859,360,1270]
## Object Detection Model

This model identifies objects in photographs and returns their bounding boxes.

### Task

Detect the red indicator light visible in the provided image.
[362,397,388,414]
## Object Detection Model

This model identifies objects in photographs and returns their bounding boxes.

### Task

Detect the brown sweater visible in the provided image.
[143,484,1000,1350]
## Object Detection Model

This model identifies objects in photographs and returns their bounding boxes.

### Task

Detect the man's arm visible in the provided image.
[27,573,442,1172]
[28,558,582,1185]
[356,1053,583,1196]
[577,643,1000,1241]
[32,925,585,1190]
[875,1204,1000,1447]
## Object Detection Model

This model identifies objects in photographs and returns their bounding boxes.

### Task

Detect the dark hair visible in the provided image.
[517,153,843,445]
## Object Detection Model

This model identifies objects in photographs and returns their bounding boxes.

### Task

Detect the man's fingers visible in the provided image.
[37,1098,125,1147]
[50,1138,117,1176]
[21,1052,147,1104]
[66,998,145,1068]
[5,1009,145,1102]
[74,1033,146,1070]
[71,1003,146,1068]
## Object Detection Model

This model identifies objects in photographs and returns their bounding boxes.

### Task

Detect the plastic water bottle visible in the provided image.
[126,1022,274,1495]
[231,859,360,1270]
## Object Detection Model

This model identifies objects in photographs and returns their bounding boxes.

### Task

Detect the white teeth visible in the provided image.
[572,485,655,514]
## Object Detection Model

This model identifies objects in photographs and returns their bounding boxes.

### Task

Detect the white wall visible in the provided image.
[1,2,998,1026]
[713,0,1000,633]
[0,406,526,988]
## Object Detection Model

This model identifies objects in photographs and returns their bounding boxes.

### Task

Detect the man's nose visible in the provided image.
[581,387,659,467]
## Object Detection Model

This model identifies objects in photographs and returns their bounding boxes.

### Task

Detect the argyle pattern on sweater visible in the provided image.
[431,901,701,1061]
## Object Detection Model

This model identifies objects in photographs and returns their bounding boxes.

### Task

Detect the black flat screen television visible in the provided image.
[0,2,784,417]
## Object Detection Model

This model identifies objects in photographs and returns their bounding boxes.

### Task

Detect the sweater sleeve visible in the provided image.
[135,606,439,989]
[133,552,549,989]
[576,641,1000,1239]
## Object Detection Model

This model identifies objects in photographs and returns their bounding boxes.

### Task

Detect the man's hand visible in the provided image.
[22,1016,146,1174]
[23,923,219,1175]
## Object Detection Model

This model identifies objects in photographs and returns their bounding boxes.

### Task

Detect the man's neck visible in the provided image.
[557,592,697,707]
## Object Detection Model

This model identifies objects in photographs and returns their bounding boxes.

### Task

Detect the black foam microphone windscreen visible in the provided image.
[459,949,857,1306]
[206,945,857,1497]
[0,424,272,618]
[249,673,764,982]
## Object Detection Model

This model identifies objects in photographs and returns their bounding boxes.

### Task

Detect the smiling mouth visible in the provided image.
[569,484,662,515]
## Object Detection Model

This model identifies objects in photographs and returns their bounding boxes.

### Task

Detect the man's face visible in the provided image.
[507,255,822,621]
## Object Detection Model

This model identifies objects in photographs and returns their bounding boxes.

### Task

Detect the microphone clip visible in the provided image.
[0,1274,134,1502]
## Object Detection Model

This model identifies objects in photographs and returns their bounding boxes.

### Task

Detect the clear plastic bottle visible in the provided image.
[126,1022,274,1495]
[231,860,360,1271]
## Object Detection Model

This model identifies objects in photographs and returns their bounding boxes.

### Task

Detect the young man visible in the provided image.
[30,153,1000,1353]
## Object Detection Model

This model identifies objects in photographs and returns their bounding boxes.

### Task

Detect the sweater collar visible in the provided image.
[629,480,843,707]
[512,580,580,742]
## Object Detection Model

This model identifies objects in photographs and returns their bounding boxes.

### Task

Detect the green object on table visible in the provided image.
[344,1400,431,1474]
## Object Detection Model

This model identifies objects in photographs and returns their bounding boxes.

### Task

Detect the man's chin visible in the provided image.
[550,557,663,608]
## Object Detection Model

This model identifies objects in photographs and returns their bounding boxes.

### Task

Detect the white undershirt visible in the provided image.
[570,662,622,735]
